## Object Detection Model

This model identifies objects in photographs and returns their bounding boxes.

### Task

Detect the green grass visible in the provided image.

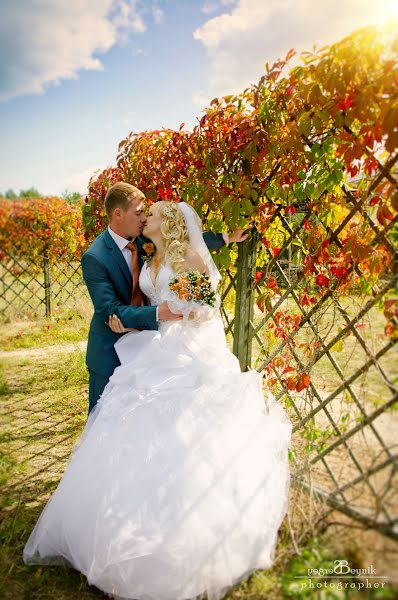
[0,350,98,599]
[0,317,89,351]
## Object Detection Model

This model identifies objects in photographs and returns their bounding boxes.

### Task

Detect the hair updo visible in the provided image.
[157,201,190,273]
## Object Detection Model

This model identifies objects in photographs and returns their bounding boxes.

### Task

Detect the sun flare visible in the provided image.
[373,0,398,24]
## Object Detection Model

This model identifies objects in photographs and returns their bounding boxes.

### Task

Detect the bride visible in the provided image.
[23,200,293,600]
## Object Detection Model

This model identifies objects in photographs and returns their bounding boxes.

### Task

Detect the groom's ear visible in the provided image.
[112,207,123,220]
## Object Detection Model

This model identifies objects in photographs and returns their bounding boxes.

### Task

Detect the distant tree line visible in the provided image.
[0,187,81,204]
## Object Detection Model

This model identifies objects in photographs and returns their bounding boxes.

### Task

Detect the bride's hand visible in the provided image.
[107,314,134,333]
[188,309,214,322]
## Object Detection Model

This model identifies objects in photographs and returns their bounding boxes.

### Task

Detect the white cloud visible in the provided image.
[132,47,149,57]
[194,0,393,103]
[110,0,146,33]
[0,0,161,102]
[152,6,164,24]
[192,90,213,111]
[63,164,107,195]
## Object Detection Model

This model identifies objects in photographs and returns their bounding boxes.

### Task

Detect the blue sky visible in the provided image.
[0,0,396,197]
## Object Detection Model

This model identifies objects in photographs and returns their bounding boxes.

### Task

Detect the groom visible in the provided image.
[81,182,248,415]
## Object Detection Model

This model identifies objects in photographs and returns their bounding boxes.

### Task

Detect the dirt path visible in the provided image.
[0,340,87,360]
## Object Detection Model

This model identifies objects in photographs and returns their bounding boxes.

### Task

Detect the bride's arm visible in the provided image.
[181,249,209,276]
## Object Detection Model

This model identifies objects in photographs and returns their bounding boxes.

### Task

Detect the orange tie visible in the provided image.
[126,242,144,306]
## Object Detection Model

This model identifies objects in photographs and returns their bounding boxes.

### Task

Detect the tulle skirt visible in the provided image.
[23,319,292,600]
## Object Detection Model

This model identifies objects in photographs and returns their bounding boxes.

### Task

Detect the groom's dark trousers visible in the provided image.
[82,228,225,416]
[88,370,109,415]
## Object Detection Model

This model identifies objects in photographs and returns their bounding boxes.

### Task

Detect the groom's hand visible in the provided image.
[108,315,135,333]
[228,226,252,244]
[158,302,184,321]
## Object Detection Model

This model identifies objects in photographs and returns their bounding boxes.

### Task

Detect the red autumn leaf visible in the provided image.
[376,205,394,226]
[384,322,398,338]
[330,259,350,278]
[391,192,398,212]
[364,157,379,175]
[299,293,311,306]
[255,271,263,282]
[286,85,295,97]
[285,205,296,215]
[286,376,297,391]
[347,164,359,177]
[267,276,278,289]
[256,297,265,312]
[338,94,353,110]
[273,247,281,257]
[296,373,311,391]
[258,148,268,162]
[330,265,349,278]
[315,274,330,287]
[384,299,398,319]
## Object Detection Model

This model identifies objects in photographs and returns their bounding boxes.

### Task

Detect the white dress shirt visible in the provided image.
[108,226,159,321]
[107,226,135,276]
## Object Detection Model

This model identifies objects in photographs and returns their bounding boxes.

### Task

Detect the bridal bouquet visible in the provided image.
[165,270,219,322]
[169,271,217,306]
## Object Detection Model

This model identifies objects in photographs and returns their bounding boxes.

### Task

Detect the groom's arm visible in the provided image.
[82,253,158,330]
[203,232,225,251]
[203,229,250,250]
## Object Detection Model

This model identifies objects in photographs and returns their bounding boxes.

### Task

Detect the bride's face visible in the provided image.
[142,202,163,239]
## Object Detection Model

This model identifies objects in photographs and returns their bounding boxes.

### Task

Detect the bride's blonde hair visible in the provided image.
[157,201,190,273]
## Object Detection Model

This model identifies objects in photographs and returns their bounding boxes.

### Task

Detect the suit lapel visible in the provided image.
[136,236,146,271]
[103,228,132,287]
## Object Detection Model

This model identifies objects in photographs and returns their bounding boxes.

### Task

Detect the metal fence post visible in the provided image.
[43,255,52,319]
[232,233,258,371]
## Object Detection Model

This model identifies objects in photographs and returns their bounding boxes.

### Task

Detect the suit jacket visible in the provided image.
[81,228,225,378]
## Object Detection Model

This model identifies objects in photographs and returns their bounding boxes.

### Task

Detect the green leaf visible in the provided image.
[331,338,344,352]
[241,198,253,215]
[298,115,312,136]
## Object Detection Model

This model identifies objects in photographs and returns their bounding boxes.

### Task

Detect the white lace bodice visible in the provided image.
[139,261,175,306]
[139,260,223,329]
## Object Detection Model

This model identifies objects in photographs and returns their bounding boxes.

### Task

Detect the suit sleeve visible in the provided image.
[81,253,158,330]
[203,232,225,251]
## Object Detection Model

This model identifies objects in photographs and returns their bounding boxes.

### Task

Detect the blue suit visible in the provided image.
[81,228,225,414]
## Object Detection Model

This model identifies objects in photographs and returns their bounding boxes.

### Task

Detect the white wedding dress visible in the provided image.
[23,261,293,600]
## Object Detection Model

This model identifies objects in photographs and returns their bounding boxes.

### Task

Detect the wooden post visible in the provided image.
[43,256,52,319]
[232,233,258,371]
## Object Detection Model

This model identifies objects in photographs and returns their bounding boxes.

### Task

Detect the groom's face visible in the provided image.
[142,203,162,239]
[111,198,147,239]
